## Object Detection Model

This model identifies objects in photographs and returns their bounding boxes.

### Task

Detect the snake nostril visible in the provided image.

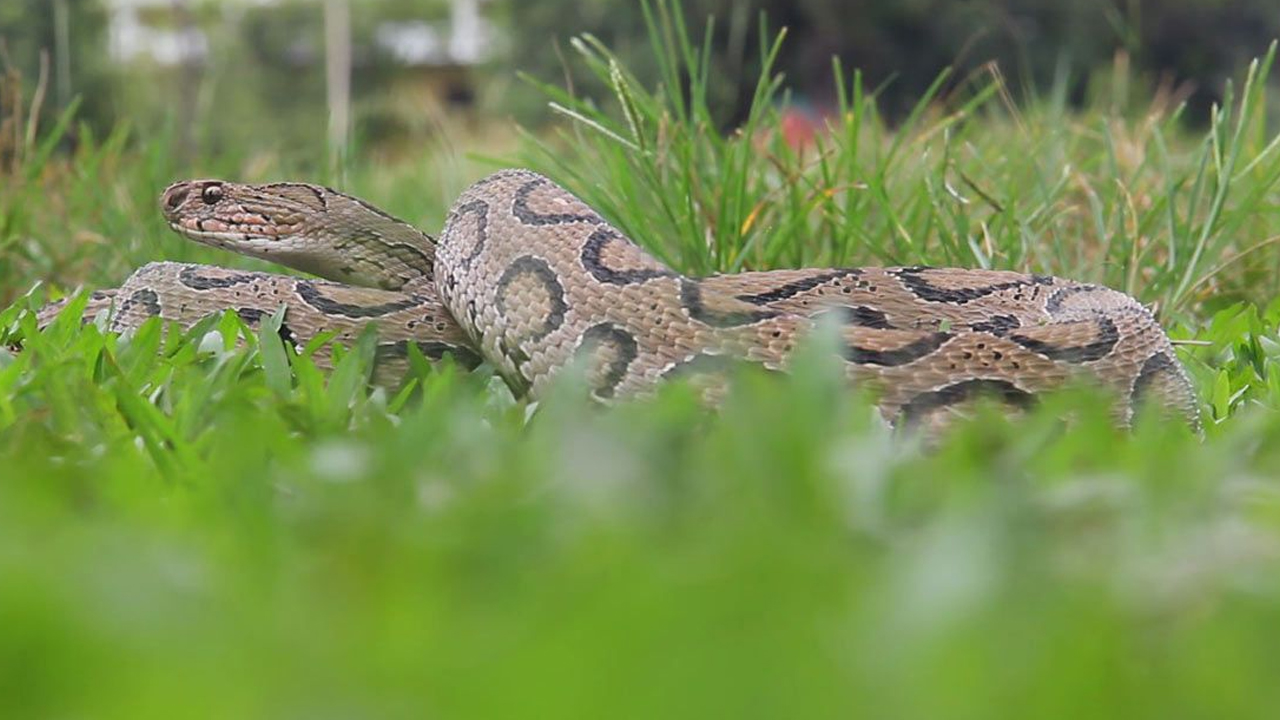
[161,185,189,214]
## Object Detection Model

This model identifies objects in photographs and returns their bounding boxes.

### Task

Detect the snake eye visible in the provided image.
[201,184,223,205]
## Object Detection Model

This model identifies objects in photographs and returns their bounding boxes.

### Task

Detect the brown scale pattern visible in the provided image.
[60,262,479,386]
[41,170,1200,431]
[436,170,1198,427]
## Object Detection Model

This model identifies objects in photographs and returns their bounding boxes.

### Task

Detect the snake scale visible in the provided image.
[41,169,1200,430]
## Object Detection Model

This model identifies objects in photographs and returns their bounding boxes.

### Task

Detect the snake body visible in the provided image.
[43,169,1199,429]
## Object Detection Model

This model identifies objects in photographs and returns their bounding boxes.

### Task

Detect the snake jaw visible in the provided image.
[165,218,281,255]
[168,217,356,285]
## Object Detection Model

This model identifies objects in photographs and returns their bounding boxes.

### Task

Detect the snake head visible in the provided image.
[158,178,436,290]
[159,178,358,288]
[159,179,320,244]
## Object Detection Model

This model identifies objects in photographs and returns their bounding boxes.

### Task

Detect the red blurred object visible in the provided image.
[773,101,831,152]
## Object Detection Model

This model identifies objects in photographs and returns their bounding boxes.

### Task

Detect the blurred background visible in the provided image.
[2,0,1278,171]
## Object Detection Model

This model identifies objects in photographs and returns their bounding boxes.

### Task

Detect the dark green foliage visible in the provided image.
[502,0,1280,125]
[0,0,111,134]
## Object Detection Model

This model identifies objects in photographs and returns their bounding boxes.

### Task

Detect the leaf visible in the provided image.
[258,306,293,396]
[325,324,378,427]
[1212,369,1232,420]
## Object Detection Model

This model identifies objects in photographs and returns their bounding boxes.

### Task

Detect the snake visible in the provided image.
[38,168,1201,430]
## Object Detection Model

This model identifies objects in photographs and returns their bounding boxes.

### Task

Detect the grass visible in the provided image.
[3,2,1280,716]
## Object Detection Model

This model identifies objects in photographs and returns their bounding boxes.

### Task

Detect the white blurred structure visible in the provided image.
[375,0,496,65]
[106,0,209,64]
[104,0,497,67]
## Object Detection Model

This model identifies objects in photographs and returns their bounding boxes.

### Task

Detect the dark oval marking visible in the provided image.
[119,288,161,318]
[295,282,422,318]
[893,267,1054,304]
[1045,284,1105,314]
[1128,351,1199,431]
[1008,316,1119,363]
[448,199,490,270]
[899,379,1036,426]
[235,307,268,324]
[843,332,952,367]
[967,314,1021,336]
[577,322,640,399]
[815,305,893,329]
[511,177,601,226]
[179,265,261,291]
[680,279,779,328]
[232,307,298,348]
[734,269,863,306]
[580,227,676,285]
[495,256,568,343]
[374,340,482,369]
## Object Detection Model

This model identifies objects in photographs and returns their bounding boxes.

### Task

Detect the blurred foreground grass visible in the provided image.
[3,5,1280,717]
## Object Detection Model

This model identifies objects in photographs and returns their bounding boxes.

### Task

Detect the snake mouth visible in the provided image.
[167,220,277,251]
